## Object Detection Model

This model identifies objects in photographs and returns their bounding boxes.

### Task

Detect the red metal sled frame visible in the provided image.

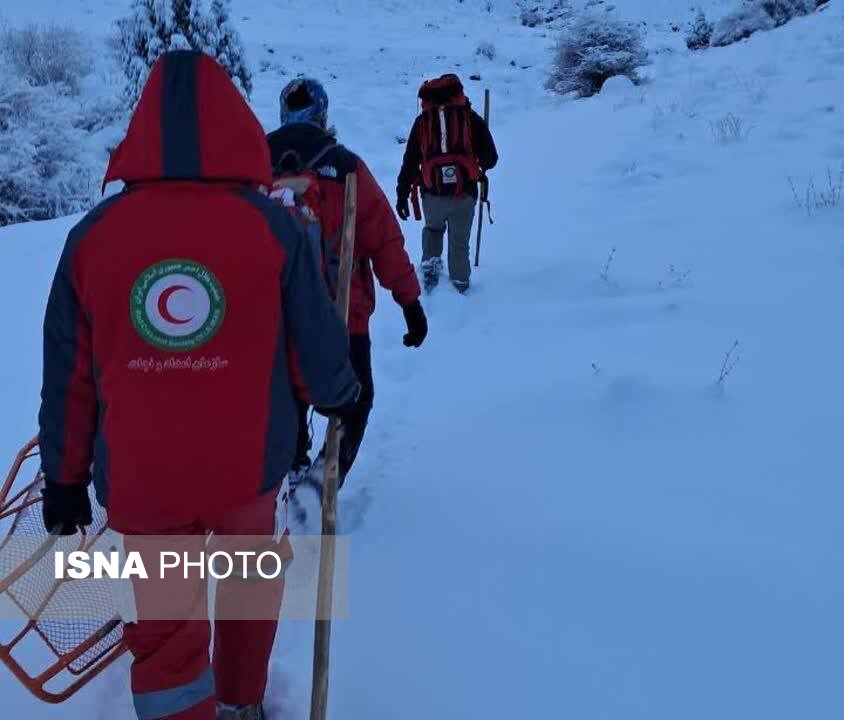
[0,438,127,703]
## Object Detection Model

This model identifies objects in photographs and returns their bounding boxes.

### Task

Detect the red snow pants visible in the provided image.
[111,491,290,720]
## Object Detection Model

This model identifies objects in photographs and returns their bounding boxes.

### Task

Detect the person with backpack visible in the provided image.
[266,78,428,496]
[38,51,359,720]
[396,74,499,293]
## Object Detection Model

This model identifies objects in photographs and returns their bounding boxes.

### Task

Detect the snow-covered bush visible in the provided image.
[521,8,544,27]
[1,23,92,92]
[686,10,713,50]
[711,0,821,47]
[117,0,252,106]
[76,91,128,134]
[546,13,648,98]
[476,40,496,60]
[0,63,95,226]
[519,1,572,28]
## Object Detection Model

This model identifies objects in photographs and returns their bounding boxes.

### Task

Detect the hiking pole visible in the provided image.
[310,172,357,720]
[474,88,491,268]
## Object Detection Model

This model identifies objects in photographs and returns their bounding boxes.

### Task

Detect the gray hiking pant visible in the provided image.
[421,194,477,288]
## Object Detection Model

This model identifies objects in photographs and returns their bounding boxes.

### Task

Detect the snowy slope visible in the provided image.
[2,1,844,719]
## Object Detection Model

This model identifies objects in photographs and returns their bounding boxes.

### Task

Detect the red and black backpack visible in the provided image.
[268,143,342,297]
[416,74,481,196]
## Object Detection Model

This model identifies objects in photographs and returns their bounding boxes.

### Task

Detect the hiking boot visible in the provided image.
[421,258,443,293]
[287,458,311,496]
[217,703,265,720]
[305,450,326,496]
[452,279,470,294]
[307,447,351,492]
[288,452,325,533]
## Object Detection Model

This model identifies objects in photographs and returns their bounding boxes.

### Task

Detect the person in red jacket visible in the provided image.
[267,78,428,493]
[38,52,358,720]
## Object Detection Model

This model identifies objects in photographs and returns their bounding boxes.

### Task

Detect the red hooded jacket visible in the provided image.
[266,123,421,334]
[38,52,358,528]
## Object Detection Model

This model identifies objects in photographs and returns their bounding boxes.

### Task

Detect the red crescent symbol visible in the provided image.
[158,285,193,325]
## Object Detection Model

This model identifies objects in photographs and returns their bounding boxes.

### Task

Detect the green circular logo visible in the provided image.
[130,259,226,351]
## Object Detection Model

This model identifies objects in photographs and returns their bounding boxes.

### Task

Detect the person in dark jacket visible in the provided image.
[38,51,358,720]
[267,78,427,494]
[396,74,498,293]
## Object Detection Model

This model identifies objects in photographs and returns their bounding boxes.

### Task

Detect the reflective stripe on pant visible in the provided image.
[421,193,477,288]
[126,616,215,720]
[133,667,216,720]
[115,491,287,718]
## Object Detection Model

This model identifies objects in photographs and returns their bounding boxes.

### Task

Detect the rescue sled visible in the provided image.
[0,438,126,703]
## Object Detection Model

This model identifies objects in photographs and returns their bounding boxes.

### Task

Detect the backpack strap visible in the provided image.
[410,181,422,221]
[303,141,339,171]
[273,139,338,175]
[274,149,304,174]
[479,173,493,225]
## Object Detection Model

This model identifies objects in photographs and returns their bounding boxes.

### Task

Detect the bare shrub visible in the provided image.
[599,246,617,285]
[476,41,496,60]
[658,265,692,290]
[788,164,844,216]
[710,113,753,143]
[714,341,741,394]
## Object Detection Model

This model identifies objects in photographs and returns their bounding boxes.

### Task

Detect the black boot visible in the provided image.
[217,703,265,720]
[421,258,443,293]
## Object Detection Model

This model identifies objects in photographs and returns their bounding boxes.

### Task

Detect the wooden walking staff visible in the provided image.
[474,87,491,268]
[310,173,357,720]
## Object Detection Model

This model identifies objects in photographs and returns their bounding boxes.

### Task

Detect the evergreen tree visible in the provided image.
[686,10,713,50]
[208,0,253,96]
[117,0,253,106]
[170,0,192,38]
[117,0,166,105]
[161,0,195,50]
[189,0,214,54]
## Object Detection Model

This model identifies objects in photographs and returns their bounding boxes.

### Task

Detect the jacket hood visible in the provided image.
[104,51,271,188]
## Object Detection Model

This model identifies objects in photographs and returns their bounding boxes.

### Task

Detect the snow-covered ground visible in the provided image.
[1,1,844,718]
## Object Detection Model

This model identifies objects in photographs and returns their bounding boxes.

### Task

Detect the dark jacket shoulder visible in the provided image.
[267,123,358,181]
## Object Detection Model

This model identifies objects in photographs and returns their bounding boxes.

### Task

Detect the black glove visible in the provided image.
[402,300,428,348]
[396,195,410,221]
[41,483,93,535]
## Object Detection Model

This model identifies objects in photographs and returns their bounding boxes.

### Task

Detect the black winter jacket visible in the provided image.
[396,108,498,201]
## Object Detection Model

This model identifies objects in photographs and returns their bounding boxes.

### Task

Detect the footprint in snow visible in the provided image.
[338,486,373,534]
